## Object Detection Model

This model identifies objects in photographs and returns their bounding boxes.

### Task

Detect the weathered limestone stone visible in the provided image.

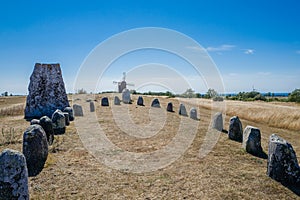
[63,107,74,121]
[90,101,95,112]
[114,96,121,105]
[0,149,29,200]
[151,98,160,108]
[51,109,66,135]
[212,112,223,131]
[178,103,187,116]
[228,116,243,142]
[24,63,69,120]
[166,102,174,112]
[267,134,300,184]
[190,107,198,120]
[242,126,263,156]
[22,125,48,177]
[73,104,83,116]
[137,96,144,106]
[101,97,109,106]
[63,112,70,126]
[39,116,54,145]
[30,119,40,125]
[122,89,131,104]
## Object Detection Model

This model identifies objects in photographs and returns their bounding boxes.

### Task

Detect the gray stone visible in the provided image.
[0,149,29,200]
[63,107,74,121]
[190,107,198,120]
[212,112,223,131]
[90,101,95,112]
[122,89,131,104]
[22,125,48,177]
[101,97,109,106]
[51,109,66,135]
[242,126,263,156]
[24,63,70,120]
[151,98,160,108]
[39,116,54,145]
[166,102,173,112]
[114,96,121,105]
[30,119,40,125]
[267,134,300,184]
[179,103,187,116]
[228,116,243,142]
[137,96,144,106]
[63,112,70,126]
[73,104,83,116]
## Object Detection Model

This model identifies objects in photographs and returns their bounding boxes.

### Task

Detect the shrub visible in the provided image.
[288,89,300,102]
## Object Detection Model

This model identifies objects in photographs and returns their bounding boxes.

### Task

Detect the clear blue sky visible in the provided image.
[0,0,299,94]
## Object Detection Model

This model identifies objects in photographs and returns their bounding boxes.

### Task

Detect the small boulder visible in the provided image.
[22,125,48,177]
[90,101,95,112]
[137,96,144,106]
[30,119,40,125]
[212,112,223,131]
[63,112,70,126]
[190,107,198,120]
[179,103,187,116]
[228,116,243,142]
[122,89,131,104]
[0,149,29,200]
[39,116,54,145]
[101,97,109,106]
[114,96,121,105]
[151,98,160,108]
[73,104,83,116]
[166,102,174,112]
[63,107,74,121]
[242,126,264,156]
[52,109,66,135]
[267,134,300,184]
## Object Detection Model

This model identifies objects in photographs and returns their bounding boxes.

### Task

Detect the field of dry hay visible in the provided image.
[0,95,299,199]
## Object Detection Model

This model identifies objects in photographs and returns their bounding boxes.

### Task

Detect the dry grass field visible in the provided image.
[0,94,299,199]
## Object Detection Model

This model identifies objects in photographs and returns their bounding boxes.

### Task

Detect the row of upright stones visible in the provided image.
[0,63,78,199]
[99,94,199,120]
[212,112,300,188]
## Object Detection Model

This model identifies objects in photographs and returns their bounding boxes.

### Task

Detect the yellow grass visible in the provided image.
[0,95,299,199]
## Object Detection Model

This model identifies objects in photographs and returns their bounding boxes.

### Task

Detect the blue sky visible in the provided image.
[0,0,299,94]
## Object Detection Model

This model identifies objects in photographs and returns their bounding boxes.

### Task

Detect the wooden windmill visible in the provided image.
[113,72,135,93]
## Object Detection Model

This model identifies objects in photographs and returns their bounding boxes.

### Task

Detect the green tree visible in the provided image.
[182,88,196,98]
[288,89,300,102]
[205,88,218,99]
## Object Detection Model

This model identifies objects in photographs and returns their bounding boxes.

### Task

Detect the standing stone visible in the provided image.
[122,89,131,104]
[23,125,48,177]
[179,103,187,116]
[114,96,121,105]
[52,109,66,135]
[73,104,83,116]
[242,126,263,156]
[267,134,300,184]
[212,112,223,131]
[90,101,95,112]
[166,102,174,112]
[24,63,70,120]
[137,96,144,106]
[63,112,70,126]
[30,119,40,125]
[151,98,160,108]
[39,116,54,145]
[0,149,29,200]
[228,116,243,142]
[63,107,74,121]
[190,108,198,120]
[101,97,109,106]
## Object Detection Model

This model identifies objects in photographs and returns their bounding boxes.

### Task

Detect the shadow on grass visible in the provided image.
[282,182,300,196]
